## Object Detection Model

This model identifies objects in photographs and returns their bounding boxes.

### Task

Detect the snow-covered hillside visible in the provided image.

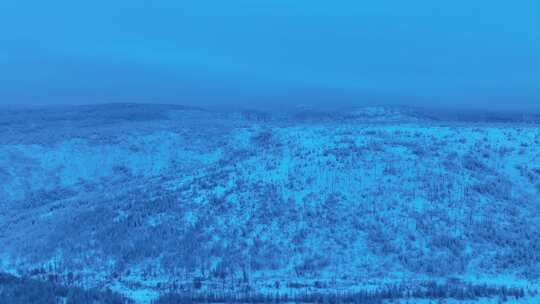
[1,103,539,303]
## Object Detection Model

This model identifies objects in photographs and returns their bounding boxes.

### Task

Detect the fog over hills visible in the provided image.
[2,0,540,111]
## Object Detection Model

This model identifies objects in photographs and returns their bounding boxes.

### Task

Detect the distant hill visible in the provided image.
[1,103,539,303]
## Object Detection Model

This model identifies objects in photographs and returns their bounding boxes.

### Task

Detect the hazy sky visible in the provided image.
[1,1,539,110]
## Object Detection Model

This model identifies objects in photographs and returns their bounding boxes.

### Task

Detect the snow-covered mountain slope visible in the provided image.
[1,104,539,303]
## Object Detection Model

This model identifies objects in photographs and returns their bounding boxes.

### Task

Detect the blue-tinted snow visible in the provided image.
[1,104,540,303]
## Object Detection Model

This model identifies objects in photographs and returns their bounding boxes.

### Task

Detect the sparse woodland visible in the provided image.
[1,104,540,303]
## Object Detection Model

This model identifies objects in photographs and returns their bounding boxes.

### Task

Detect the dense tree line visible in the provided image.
[153,281,530,304]
[0,272,131,304]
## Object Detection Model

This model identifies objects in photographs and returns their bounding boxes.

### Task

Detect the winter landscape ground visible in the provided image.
[1,103,540,303]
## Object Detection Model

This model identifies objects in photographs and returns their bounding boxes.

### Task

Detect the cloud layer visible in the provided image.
[1,1,539,110]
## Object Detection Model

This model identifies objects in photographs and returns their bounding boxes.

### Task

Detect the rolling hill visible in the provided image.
[1,103,540,303]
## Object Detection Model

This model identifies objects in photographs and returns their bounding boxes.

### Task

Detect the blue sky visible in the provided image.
[1,1,539,110]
